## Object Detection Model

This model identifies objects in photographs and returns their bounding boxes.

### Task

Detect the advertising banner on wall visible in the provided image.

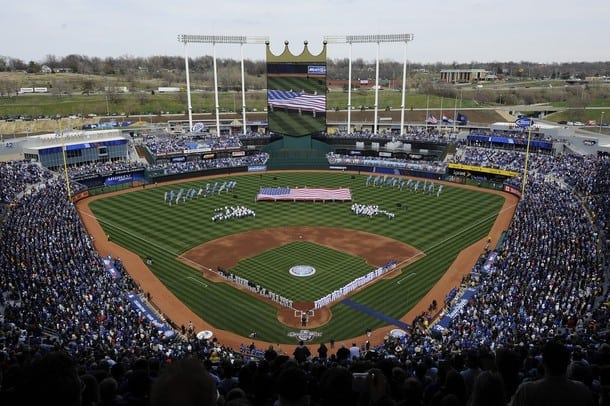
[103,170,145,187]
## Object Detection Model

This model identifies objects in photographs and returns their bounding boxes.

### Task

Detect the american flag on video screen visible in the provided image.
[256,187,352,201]
[267,90,326,113]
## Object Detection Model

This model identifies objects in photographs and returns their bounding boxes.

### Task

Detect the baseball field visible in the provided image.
[85,171,508,345]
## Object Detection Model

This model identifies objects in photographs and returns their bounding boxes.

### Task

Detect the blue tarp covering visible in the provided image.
[102,256,120,279]
[432,287,478,333]
[126,292,175,338]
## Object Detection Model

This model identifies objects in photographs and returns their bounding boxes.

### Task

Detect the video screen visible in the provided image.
[267,62,326,136]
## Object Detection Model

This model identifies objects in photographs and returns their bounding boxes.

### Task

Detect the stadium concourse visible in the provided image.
[0,145,609,405]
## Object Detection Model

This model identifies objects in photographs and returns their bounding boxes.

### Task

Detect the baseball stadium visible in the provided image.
[1,38,609,406]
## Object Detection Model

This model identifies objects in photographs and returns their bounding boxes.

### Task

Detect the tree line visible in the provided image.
[2,54,609,83]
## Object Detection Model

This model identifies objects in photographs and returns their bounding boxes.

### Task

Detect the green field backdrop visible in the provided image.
[89,172,505,343]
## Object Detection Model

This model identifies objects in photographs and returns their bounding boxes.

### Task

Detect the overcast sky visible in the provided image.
[2,0,609,64]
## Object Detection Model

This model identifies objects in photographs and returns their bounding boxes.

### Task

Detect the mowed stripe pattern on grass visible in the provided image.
[89,172,505,342]
[230,241,372,302]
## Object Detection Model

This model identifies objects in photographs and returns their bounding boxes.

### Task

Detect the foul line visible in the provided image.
[396,272,417,285]
[394,202,517,285]
[421,202,517,254]
[187,277,208,288]
[82,210,219,278]
[80,210,185,258]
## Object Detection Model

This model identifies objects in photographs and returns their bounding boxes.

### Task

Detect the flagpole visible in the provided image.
[426,95,429,128]
[439,97,443,130]
[521,123,533,197]
[58,119,72,200]
[453,95,457,133]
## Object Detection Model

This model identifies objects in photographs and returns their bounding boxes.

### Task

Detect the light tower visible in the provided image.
[324,33,414,135]
[177,34,268,135]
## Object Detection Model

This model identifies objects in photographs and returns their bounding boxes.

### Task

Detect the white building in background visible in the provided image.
[440,69,489,83]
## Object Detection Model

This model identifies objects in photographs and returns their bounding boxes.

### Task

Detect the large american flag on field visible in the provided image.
[256,187,352,202]
[267,90,326,113]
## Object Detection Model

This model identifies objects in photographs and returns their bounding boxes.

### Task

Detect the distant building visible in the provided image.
[53,67,73,73]
[22,129,129,169]
[104,86,129,93]
[440,69,489,83]
[585,76,609,82]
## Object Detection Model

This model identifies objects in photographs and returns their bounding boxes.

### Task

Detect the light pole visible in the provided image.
[600,112,605,134]
[178,34,268,135]
[325,33,414,135]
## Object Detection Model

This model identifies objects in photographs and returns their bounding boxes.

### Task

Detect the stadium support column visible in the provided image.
[373,42,380,135]
[212,42,221,137]
[240,43,247,135]
[326,34,414,136]
[399,34,414,136]
[182,41,194,131]
[178,35,268,137]
[240,37,267,135]
[347,43,353,134]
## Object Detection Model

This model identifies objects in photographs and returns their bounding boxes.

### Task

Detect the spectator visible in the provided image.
[151,357,218,406]
[469,371,505,406]
[17,351,83,406]
[511,340,595,406]
[293,341,311,364]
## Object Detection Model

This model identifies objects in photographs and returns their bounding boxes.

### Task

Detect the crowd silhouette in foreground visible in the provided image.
[0,148,608,405]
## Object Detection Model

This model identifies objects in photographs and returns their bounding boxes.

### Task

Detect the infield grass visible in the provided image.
[231,241,372,302]
[89,171,507,343]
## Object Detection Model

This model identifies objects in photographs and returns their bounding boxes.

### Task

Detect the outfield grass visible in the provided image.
[89,172,505,343]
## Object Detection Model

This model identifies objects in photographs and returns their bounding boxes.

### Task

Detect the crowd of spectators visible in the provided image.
[0,163,245,405]
[0,160,53,203]
[469,128,554,142]
[0,149,609,405]
[452,146,527,172]
[147,153,269,175]
[68,160,147,180]
[143,133,242,156]
[327,153,447,174]
[236,131,270,139]
[326,127,458,143]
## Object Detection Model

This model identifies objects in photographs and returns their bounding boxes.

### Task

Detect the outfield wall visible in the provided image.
[263,135,332,170]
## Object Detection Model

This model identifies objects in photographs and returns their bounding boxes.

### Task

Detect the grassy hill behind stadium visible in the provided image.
[89,172,505,343]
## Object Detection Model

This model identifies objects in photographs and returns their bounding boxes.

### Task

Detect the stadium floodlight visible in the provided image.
[324,34,414,135]
[345,33,414,44]
[178,34,269,135]
[178,35,247,44]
